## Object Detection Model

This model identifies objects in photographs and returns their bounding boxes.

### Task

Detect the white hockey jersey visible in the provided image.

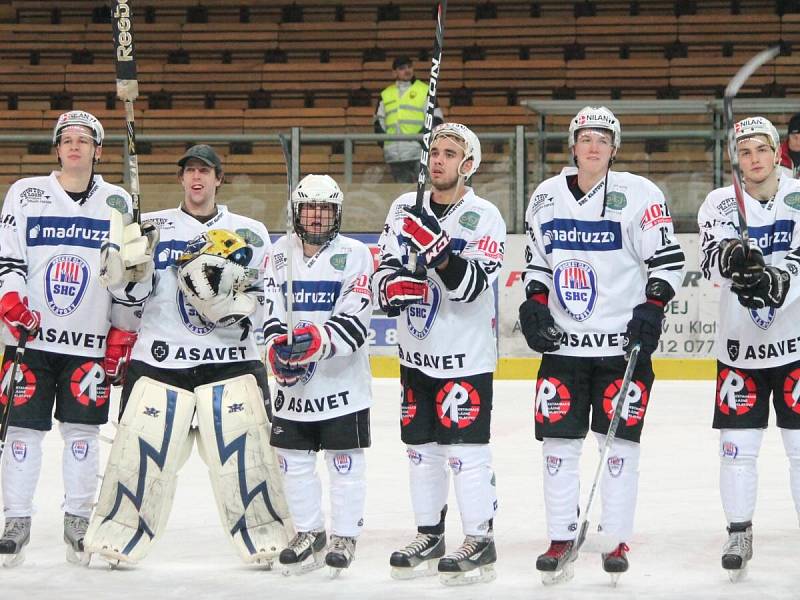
[523,168,685,358]
[132,205,270,368]
[0,173,151,356]
[699,174,800,368]
[373,188,506,378]
[264,233,373,422]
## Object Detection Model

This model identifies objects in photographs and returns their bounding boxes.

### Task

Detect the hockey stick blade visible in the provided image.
[408,0,447,271]
[278,134,295,342]
[723,46,780,248]
[571,343,641,558]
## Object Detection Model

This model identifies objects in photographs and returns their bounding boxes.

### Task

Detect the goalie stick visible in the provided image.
[0,334,29,464]
[407,0,447,271]
[278,134,295,343]
[723,45,780,249]
[111,0,141,224]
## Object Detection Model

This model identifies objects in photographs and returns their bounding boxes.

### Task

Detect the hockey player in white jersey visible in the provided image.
[84,145,289,568]
[519,107,685,584]
[264,174,373,577]
[0,111,155,567]
[698,116,800,582]
[373,122,505,586]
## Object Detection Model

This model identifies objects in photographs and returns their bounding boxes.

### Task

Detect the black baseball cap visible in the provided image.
[392,55,412,69]
[789,113,800,135]
[178,144,222,171]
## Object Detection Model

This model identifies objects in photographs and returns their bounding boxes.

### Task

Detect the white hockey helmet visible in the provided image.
[292,174,343,245]
[734,116,780,150]
[430,122,482,178]
[52,110,104,146]
[569,106,621,149]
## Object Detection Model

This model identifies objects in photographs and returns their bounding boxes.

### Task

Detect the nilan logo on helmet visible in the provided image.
[578,112,615,126]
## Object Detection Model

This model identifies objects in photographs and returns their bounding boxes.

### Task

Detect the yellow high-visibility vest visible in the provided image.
[381,80,429,134]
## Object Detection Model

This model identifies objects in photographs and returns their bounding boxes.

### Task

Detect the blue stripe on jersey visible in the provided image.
[154,240,189,270]
[26,216,108,249]
[749,220,794,256]
[284,280,342,312]
[540,218,622,253]
[451,238,468,253]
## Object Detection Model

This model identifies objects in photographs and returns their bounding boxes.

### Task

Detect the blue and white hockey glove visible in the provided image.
[733,266,790,310]
[266,336,307,387]
[379,267,428,317]
[284,324,333,366]
[401,205,452,269]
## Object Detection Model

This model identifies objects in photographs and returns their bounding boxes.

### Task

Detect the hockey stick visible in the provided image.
[111,0,141,224]
[278,134,294,344]
[569,342,641,559]
[723,45,780,248]
[0,334,29,464]
[407,0,447,272]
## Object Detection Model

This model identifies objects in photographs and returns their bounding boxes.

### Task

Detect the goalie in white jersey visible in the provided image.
[85,145,289,568]
[698,116,800,581]
[0,111,156,567]
[264,174,373,576]
[373,123,505,585]
[520,106,685,583]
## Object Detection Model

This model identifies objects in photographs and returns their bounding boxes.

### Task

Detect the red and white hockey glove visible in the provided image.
[285,324,333,366]
[0,292,40,340]
[104,327,138,386]
[378,267,428,317]
[266,336,307,387]
[401,205,452,268]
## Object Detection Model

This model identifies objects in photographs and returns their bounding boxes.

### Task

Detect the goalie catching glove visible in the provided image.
[100,210,159,287]
[176,229,258,327]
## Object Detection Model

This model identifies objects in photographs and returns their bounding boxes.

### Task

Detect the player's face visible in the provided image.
[737,136,777,184]
[429,136,472,191]
[180,159,221,212]
[788,132,800,152]
[299,202,337,237]
[56,127,100,171]
[573,129,615,175]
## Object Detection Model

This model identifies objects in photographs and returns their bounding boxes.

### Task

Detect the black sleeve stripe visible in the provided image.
[526,264,553,277]
[262,318,287,340]
[327,315,367,351]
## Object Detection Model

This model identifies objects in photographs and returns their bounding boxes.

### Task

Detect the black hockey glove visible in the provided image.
[733,266,790,310]
[623,279,673,357]
[718,239,765,288]
[519,282,563,354]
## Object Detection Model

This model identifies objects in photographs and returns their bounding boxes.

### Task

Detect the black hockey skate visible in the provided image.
[721,522,752,583]
[602,542,629,586]
[64,513,91,566]
[325,535,356,578]
[438,535,497,586]
[536,540,577,585]
[0,516,31,568]
[279,530,327,576]
[390,533,445,579]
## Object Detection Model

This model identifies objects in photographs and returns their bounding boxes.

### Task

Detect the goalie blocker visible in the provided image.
[86,367,290,566]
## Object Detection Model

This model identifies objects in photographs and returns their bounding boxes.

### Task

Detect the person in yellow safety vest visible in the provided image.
[374,55,444,183]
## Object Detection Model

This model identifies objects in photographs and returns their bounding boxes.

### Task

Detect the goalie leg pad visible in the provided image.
[326,449,366,537]
[195,374,290,564]
[84,377,195,564]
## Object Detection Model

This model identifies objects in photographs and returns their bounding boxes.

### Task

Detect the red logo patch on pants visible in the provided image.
[401,387,417,426]
[716,368,757,416]
[602,379,649,426]
[783,369,800,414]
[535,376,571,424]
[70,361,109,407]
[0,361,36,408]
[436,381,480,429]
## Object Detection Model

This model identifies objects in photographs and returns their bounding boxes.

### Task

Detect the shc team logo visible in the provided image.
[70,361,109,408]
[750,306,776,330]
[0,361,36,408]
[44,254,90,317]
[602,379,649,427]
[783,369,800,415]
[332,453,352,473]
[716,368,757,416]
[406,277,441,340]
[535,376,571,424]
[436,381,480,429]
[176,289,215,336]
[553,259,597,322]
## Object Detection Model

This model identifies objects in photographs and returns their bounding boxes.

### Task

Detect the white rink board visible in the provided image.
[1,379,797,600]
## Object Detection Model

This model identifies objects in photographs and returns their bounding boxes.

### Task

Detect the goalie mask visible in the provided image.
[430,122,482,179]
[292,174,343,246]
[175,229,257,327]
[735,116,780,150]
[53,110,105,146]
[569,106,621,150]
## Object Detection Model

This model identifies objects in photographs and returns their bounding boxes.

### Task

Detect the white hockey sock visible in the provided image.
[594,432,640,542]
[60,422,100,518]
[542,437,582,541]
[2,426,45,518]
[326,449,366,538]
[446,444,496,536]
[719,428,763,524]
[277,449,324,532]
[406,443,449,528]
[780,428,800,524]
